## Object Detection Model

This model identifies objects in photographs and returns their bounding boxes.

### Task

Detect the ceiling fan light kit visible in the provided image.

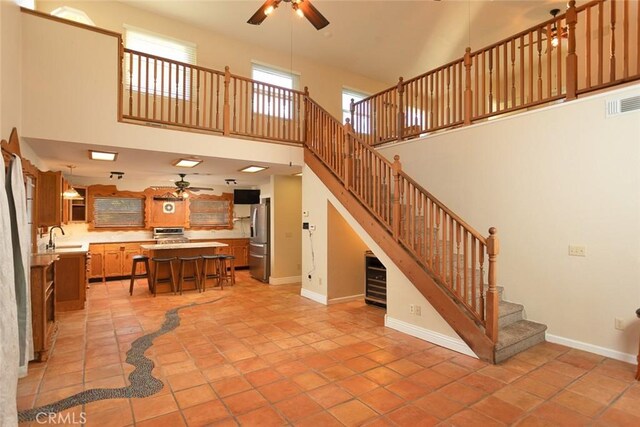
[248,0,329,30]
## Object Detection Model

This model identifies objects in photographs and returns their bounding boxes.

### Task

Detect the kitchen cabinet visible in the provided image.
[37,171,68,227]
[213,238,249,267]
[89,244,104,279]
[55,252,87,311]
[30,254,58,362]
[69,187,87,222]
[101,243,145,278]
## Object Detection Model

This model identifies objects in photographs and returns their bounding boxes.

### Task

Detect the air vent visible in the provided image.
[606,95,640,117]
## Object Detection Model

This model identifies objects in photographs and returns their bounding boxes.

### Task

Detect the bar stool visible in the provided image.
[200,254,224,291]
[177,256,201,295]
[129,255,151,296]
[219,255,236,287]
[151,257,177,297]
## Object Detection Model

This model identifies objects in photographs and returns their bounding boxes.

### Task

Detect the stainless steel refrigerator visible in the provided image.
[249,201,270,282]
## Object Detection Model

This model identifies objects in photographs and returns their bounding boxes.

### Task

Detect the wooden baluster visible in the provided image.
[144,56,149,119]
[182,65,187,124]
[455,223,461,294]
[528,32,533,103]
[196,70,201,126]
[233,81,237,133]
[488,49,494,113]
[458,61,462,121]
[203,72,208,128]
[128,52,133,116]
[168,62,173,121]
[215,74,220,129]
[397,77,405,141]
[496,47,501,111]
[511,39,516,108]
[481,52,486,115]
[446,67,451,124]
[547,24,552,98]
[471,237,477,312]
[610,0,617,82]
[586,6,592,89]
[439,70,444,125]
[160,60,165,122]
[441,210,447,278]
[566,1,578,100]
[429,73,435,130]
[448,215,454,285]
[223,66,230,135]
[557,16,563,96]
[474,54,479,119]
[189,67,193,125]
[152,59,157,120]
[392,155,402,241]
[598,1,604,85]
[519,35,524,106]
[137,54,141,118]
[174,65,179,123]
[429,200,435,266]
[503,43,508,108]
[486,227,499,343]
[463,229,469,305]
[538,28,543,100]
[479,243,485,323]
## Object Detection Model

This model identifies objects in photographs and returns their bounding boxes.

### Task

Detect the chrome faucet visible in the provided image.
[47,225,65,250]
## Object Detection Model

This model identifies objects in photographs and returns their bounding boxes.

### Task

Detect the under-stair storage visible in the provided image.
[365,251,386,308]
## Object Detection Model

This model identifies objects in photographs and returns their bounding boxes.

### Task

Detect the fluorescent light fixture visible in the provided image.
[173,158,202,168]
[89,150,118,161]
[240,165,268,173]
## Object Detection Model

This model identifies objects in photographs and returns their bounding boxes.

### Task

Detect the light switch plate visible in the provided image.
[568,245,586,257]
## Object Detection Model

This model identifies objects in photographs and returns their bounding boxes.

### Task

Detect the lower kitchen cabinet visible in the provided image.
[90,242,148,280]
[30,254,58,362]
[55,252,87,311]
[215,238,249,267]
[89,244,104,279]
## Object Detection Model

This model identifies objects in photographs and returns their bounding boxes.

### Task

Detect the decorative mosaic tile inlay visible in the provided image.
[18,298,224,422]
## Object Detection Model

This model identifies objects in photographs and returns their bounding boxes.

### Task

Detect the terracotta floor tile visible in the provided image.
[385,379,431,400]
[447,408,506,426]
[473,395,525,424]
[275,393,323,421]
[413,391,464,420]
[244,367,283,387]
[233,356,269,374]
[596,408,640,426]
[567,378,622,405]
[360,387,405,414]
[203,364,240,382]
[34,384,84,406]
[156,350,190,365]
[84,398,132,427]
[329,399,379,426]
[84,363,124,383]
[236,405,286,426]
[292,371,329,390]
[479,364,524,384]
[492,384,544,411]
[223,389,268,415]
[174,383,217,409]
[533,401,592,427]
[181,399,231,426]
[295,411,343,427]
[386,358,423,376]
[363,366,403,386]
[39,370,84,392]
[131,393,178,422]
[459,372,506,393]
[17,379,41,397]
[166,369,207,392]
[344,356,380,373]
[611,394,640,419]
[258,379,303,403]
[84,374,127,390]
[515,414,560,426]
[320,364,356,381]
[552,390,605,417]
[386,405,439,427]
[431,361,472,380]
[338,375,380,396]
[134,411,186,427]
[438,382,487,405]
[307,383,353,409]
[274,360,309,376]
[366,350,400,364]
[512,376,560,399]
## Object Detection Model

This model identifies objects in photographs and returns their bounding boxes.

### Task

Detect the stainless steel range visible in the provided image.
[153,227,189,244]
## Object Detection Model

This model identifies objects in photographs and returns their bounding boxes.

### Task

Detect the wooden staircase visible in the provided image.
[304,100,547,364]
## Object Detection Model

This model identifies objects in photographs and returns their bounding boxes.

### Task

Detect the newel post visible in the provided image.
[565,1,578,100]
[303,86,310,146]
[486,227,500,343]
[349,98,356,134]
[223,66,231,136]
[396,77,405,142]
[464,47,473,125]
[343,118,353,189]
[392,155,402,240]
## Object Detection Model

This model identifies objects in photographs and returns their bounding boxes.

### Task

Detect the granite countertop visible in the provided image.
[34,242,90,255]
[140,241,229,250]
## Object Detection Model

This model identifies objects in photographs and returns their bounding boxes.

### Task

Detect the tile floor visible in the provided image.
[17,271,640,426]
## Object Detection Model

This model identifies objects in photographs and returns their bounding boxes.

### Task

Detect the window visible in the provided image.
[342,89,370,133]
[252,63,298,118]
[125,26,196,99]
[51,6,93,25]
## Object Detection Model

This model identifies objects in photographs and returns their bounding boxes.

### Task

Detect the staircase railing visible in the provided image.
[306,98,500,342]
[352,0,640,145]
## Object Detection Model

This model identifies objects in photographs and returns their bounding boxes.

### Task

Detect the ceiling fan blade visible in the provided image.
[298,0,330,30]
[248,0,279,25]
[190,186,214,191]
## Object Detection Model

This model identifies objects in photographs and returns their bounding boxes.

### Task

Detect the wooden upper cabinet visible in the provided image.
[145,188,189,228]
[38,171,69,227]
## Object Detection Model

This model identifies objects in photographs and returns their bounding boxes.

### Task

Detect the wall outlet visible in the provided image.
[309,224,316,231]
[409,304,415,314]
[415,305,421,316]
[614,317,624,330]
[568,245,586,257]
[303,210,309,217]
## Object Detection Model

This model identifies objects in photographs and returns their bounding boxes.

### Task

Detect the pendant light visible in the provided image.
[62,165,84,200]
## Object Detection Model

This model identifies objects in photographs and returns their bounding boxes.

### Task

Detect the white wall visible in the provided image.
[378,83,640,360]
[1,0,22,138]
[302,166,474,356]
[271,175,302,284]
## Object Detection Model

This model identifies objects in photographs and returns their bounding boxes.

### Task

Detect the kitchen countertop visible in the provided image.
[34,242,90,255]
[31,253,60,267]
[140,241,229,250]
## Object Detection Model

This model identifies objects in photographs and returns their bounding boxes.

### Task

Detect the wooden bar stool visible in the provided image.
[177,256,201,295]
[200,254,224,291]
[151,257,177,297]
[219,255,236,287]
[129,255,151,296]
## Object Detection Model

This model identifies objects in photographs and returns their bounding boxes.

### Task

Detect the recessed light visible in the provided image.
[89,150,118,161]
[173,158,202,168]
[240,165,267,173]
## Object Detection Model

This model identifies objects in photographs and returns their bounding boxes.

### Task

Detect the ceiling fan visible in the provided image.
[248,0,330,30]
[153,173,214,198]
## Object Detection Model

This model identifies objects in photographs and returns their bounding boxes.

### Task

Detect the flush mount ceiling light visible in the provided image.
[62,165,84,200]
[89,150,118,161]
[239,165,268,173]
[110,171,124,180]
[173,158,202,168]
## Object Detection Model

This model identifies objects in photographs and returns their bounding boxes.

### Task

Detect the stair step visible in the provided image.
[495,320,547,363]
[498,301,524,328]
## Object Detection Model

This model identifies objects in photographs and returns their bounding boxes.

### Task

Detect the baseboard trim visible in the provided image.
[546,334,636,364]
[269,275,302,285]
[385,315,477,359]
[328,294,364,305]
[300,288,327,305]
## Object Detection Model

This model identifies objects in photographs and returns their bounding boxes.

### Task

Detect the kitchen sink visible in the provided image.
[55,244,83,249]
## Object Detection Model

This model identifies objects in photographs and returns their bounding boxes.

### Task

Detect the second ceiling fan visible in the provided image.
[248,0,330,30]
